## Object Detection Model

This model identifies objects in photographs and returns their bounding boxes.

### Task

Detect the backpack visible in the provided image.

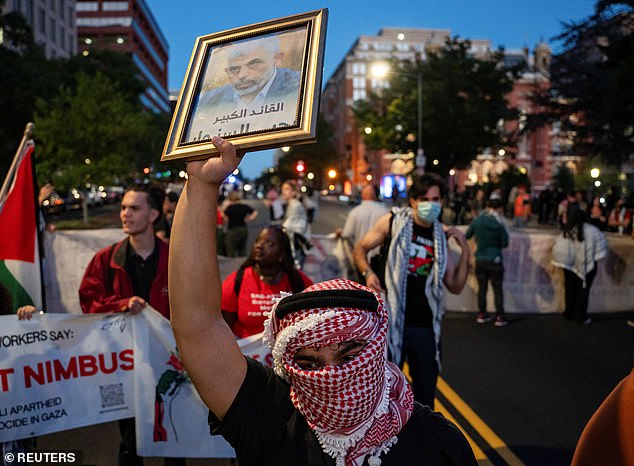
[234,266,306,297]
[369,212,394,288]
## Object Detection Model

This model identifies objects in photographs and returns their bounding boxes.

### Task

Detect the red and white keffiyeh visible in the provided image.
[263,279,414,466]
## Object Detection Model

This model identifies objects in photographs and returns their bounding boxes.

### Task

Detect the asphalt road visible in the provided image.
[440,312,634,466]
[35,197,634,465]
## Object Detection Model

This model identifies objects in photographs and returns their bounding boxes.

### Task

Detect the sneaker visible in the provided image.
[627,320,634,328]
[581,318,592,325]
[476,313,492,324]
[494,317,508,327]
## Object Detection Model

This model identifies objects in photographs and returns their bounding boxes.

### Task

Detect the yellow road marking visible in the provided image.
[437,377,526,466]
[435,398,492,464]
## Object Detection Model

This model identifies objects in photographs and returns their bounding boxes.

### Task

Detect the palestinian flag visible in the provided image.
[0,144,43,311]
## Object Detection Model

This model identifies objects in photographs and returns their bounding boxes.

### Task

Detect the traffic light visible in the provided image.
[295,160,305,174]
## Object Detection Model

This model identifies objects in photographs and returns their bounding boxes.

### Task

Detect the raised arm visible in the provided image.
[169,137,246,419]
[443,226,471,294]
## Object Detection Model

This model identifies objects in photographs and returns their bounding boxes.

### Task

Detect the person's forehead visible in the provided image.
[229,46,272,63]
[259,228,279,241]
[122,191,149,206]
[415,185,440,199]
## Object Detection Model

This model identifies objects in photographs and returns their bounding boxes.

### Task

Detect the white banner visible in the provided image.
[41,229,634,314]
[446,230,634,313]
[132,308,270,458]
[0,313,135,442]
[0,308,271,458]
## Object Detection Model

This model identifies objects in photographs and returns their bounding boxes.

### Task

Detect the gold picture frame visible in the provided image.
[161,9,328,162]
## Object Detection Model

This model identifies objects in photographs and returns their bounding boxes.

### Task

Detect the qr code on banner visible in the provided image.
[100,383,125,408]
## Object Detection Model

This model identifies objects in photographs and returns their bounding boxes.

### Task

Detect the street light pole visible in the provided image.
[370,61,426,175]
[416,70,425,175]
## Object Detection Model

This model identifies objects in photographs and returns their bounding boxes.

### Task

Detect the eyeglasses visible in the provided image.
[225,58,266,76]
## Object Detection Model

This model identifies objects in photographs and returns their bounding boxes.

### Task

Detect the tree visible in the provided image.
[0,0,158,180]
[529,1,634,167]
[274,115,339,185]
[34,72,160,192]
[0,2,51,173]
[354,38,517,175]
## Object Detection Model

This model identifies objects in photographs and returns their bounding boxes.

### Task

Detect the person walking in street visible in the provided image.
[353,173,471,408]
[465,197,510,327]
[335,184,388,281]
[607,197,631,235]
[281,180,309,269]
[168,136,477,466]
[221,226,312,338]
[78,185,181,466]
[223,190,258,257]
[513,184,531,228]
[551,205,607,324]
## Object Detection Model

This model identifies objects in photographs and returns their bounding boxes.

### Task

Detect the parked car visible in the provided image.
[106,186,125,203]
[41,192,65,215]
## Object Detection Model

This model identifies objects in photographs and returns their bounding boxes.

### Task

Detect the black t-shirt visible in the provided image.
[225,203,254,229]
[125,242,158,301]
[405,223,435,327]
[208,357,477,466]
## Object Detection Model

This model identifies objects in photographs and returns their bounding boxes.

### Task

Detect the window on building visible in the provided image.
[76,2,98,11]
[39,7,46,33]
[50,0,55,12]
[103,1,129,11]
[13,0,22,13]
[352,62,367,75]
[58,25,63,46]
[77,17,133,27]
[353,89,367,101]
[49,17,55,42]
[374,42,392,51]
[67,6,73,26]
[396,42,409,52]
[353,77,366,89]
[25,0,34,25]
[68,33,73,52]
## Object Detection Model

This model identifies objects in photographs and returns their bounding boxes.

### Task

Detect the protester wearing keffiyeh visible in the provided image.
[263,279,414,466]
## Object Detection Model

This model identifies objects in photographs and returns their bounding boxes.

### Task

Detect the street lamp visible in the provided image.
[370,61,425,174]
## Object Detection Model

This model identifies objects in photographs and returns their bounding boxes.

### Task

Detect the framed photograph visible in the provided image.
[161,9,328,162]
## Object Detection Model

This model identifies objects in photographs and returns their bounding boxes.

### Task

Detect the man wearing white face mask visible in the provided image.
[354,173,470,408]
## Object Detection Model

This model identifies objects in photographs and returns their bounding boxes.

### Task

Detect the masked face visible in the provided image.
[417,201,442,223]
[410,185,442,224]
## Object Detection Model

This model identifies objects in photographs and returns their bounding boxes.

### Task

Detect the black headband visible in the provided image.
[275,289,379,319]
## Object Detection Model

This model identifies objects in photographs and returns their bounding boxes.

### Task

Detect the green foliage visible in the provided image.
[34,72,166,191]
[0,4,169,186]
[273,115,339,186]
[497,166,530,193]
[353,38,516,175]
[551,164,576,193]
[530,1,634,167]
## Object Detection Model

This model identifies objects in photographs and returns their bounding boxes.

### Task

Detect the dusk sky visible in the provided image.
[150,0,597,178]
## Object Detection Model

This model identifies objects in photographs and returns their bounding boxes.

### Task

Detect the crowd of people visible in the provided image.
[449,183,634,238]
[3,138,633,466]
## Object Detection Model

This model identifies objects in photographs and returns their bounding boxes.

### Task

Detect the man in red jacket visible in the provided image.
[79,184,169,318]
[79,184,174,466]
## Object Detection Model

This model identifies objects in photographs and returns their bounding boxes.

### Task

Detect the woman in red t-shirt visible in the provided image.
[221,226,313,338]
